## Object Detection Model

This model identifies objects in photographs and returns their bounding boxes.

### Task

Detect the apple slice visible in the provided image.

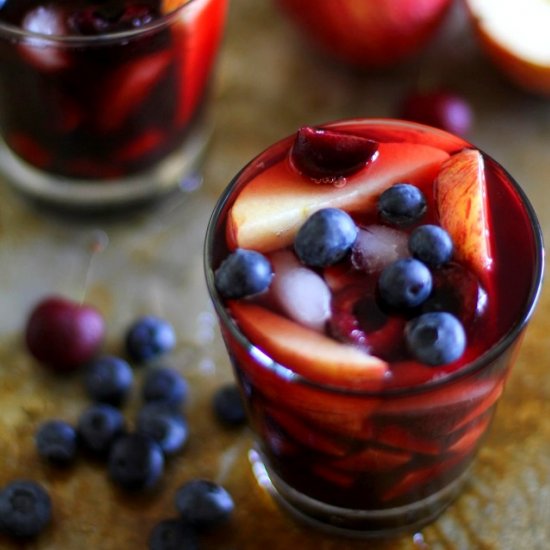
[265,406,350,457]
[227,141,449,253]
[329,446,411,473]
[435,149,494,287]
[228,301,388,388]
[466,0,550,95]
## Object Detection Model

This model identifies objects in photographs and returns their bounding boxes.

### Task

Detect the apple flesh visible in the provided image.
[228,300,388,388]
[275,0,452,69]
[227,141,449,253]
[466,0,550,95]
[435,148,494,286]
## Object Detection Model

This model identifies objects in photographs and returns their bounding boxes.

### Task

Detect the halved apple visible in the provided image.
[435,148,493,285]
[228,141,449,252]
[466,0,550,95]
[228,301,388,388]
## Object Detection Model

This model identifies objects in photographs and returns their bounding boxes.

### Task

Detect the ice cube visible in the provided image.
[351,225,409,274]
[269,250,331,332]
[19,6,69,71]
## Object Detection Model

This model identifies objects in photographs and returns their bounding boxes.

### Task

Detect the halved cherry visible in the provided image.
[290,126,379,180]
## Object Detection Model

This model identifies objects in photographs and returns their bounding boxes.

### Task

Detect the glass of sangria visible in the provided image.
[204,118,544,537]
[0,0,227,210]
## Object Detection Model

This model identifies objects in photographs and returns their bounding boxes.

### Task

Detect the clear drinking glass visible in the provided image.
[204,119,544,538]
[0,0,227,209]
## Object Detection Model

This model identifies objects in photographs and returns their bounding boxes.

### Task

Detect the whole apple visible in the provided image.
[25,295,105,372]
[275,0,453,69]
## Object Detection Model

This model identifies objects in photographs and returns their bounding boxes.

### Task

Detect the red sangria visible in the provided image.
[0,0,227,208]
[205,119,544,537]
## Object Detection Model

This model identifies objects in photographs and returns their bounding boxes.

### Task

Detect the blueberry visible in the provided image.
[378,258,433,309]
[405,312,466,366]
[378,184,427,226]
[84,355,133,406]
[136,406,188,456]
[148,519,198,550]
[294,208,358,267]
[77,403,125,457]
[108,433,164,491]
[35,420,77,466]
[214,248,273,299]
[126,316,176,363]
[409,225,453,267]
[213,384,247,427]
[142,367,188,407]
[0,480,52,538]
[175,480,234,531]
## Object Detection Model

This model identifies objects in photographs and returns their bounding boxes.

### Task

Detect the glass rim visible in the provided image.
[0,0,197,44]
[204,117,545,398]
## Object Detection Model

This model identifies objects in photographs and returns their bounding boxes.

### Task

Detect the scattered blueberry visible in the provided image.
[136,406,189,456]
[0,480,52,538]
[84,355,133,406]
[108,433,164,491]
[405,312,466,366]
[214,248,273,299]
[378,184,427,226]
[294,208,358,268]
[175,479,234,531]
[378,258,433,310]
[142,367,188,407]
[213,384,247,427]
[409,224,453,267]
[125,316,176,363]
[290,126,379,180]
[77,403,125,457]
[35,420,77,466]
[148,518,199,550]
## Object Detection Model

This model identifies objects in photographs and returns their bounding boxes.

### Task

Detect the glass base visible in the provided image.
[249,449,469,539]
[0,120,211,212]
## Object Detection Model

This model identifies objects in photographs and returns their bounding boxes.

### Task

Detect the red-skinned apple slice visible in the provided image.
[228,301,388,388]
[172,0,228,126]
[329,446,411,473]
[228,141,449,252]
[435,149,494,288]
[265,406,350,457]
[97,51,171,133]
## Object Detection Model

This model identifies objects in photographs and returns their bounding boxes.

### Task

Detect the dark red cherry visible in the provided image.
[398,89,473,136]
[25,296,105,372]
[290,126,379,180]
[329,284,406,360]
[421,262,487,329]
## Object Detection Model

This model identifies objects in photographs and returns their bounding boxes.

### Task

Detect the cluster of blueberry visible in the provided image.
[2,310,246,547]
[215,182,467,367]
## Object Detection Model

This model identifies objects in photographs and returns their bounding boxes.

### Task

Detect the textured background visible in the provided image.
[1,1,550,548]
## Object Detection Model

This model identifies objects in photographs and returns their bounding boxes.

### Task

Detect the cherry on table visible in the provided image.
[398,88,474,136]
[25,295,105,372]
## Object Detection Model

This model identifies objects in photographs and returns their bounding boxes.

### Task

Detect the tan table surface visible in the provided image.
[1,1,550,549]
